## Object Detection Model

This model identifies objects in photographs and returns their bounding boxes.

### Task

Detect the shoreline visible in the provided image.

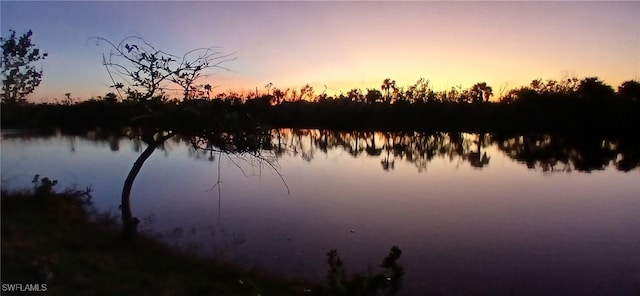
[1,187,314,295]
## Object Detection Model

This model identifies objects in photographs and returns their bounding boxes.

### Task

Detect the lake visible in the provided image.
[1,128,638,295]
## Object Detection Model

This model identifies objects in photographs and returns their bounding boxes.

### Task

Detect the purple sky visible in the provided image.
[2,1,639,101]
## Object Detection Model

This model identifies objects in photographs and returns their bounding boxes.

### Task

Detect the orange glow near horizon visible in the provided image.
[3,1,638,102]
[29,67,638,103]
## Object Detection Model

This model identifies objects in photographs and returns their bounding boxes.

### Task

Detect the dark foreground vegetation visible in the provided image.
[1,177,404,296]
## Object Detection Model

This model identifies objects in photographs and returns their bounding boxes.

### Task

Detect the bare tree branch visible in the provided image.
[91,36,234,101]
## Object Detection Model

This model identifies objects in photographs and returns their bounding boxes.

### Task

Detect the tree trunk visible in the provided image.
[121,131,174,241]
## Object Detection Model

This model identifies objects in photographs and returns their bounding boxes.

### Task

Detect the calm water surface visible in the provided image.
[1,129,639,295]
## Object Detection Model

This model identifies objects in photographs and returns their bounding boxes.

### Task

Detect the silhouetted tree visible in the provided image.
[300,83,314,101]
[365,89,383,104]
[406,78,433,104]
[381,78,397,103]
[1,29,48,104]
[393,85,406,104]
[204,83,212,99]
[63,92,74,105]
[103,92,118,103]
[617,80,640,102]
[576,77,614,101]
[120,130,175,239]
[445,85,463,103]
[272,88,286,105]
[470,82,493,103]
[526,77,579,96]
[264,82,273,95]
[347,88,364,102]
[94,36,233,101]
[94,36,235,240]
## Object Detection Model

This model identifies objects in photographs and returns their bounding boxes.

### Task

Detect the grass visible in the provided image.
[1,187,314,296]
[1,176,404,296]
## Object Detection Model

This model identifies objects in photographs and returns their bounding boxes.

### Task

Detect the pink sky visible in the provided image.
[2,1,639,101]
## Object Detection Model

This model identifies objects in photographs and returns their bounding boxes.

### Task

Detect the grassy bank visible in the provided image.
[1,182,404,296]
[1,187,313,295]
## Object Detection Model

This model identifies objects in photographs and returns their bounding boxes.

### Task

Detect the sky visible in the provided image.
[1,1,639,102]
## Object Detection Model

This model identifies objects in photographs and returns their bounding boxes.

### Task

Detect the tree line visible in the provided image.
[3,75,639,133]
[2,30,638,134]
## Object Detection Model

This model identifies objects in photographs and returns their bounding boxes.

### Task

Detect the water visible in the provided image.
[1,129,639,295]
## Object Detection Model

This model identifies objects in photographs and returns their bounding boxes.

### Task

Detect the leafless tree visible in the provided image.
[93,36,235,239]
[93,37,290,241]
[93,36,234,101]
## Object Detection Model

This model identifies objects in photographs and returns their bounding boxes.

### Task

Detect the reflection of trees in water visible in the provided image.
[262,130,638,173]
[76,126,286,240]
[108,135,119,151]
[47,128,126,153]
[267,129,492,172]
[269,129,315,162]
[614,137,640,172]
[493,134,638,172]
[465,133,491,168]
[60,128,637,173]
[365,132,382,157]
[50,128,636,239]
[180,131,281,177]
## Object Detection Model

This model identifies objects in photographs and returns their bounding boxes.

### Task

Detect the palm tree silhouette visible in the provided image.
[470,82,493,103]
[381,78,397,103]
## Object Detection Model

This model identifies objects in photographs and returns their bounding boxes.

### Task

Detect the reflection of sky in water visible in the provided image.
[1,130,639,295]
